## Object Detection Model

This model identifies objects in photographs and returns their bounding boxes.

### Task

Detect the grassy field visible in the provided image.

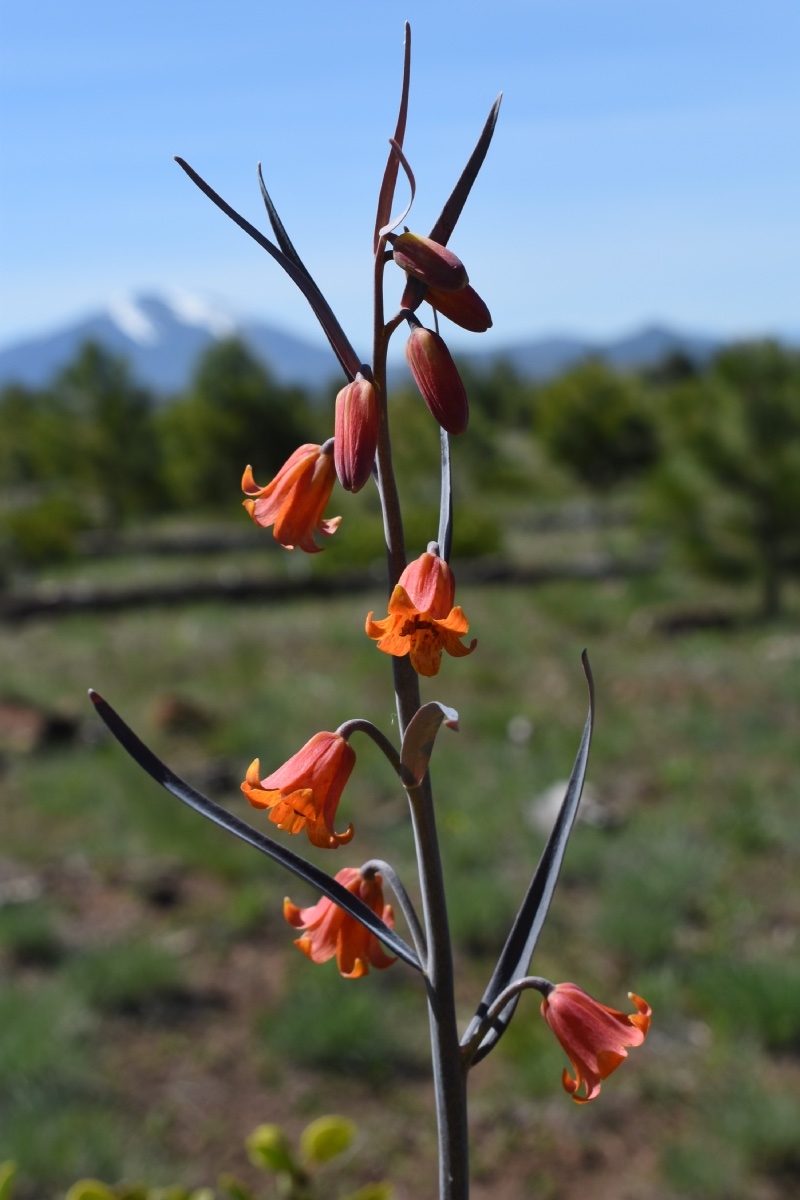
[1,525,799,1199]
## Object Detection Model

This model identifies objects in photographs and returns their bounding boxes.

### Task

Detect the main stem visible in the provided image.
[372,262,469,1200]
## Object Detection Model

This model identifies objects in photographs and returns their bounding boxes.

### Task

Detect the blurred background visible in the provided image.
[1,3,799,1198]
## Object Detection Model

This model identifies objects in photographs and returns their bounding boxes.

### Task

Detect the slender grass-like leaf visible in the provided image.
[373,22,411,253]
[399,94,503,319]
[462,652,595,1062]
[88,691,421,971]
[428,94,502,247]
[257,164,317,285]
[257,162,362,377]
[174,156,361,382]
[377,138,416,238]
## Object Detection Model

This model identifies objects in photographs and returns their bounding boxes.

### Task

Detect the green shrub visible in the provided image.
[535,360,660,490]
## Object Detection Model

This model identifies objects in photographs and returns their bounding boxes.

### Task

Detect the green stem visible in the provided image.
[371,242,469,1199]
[461,976,553,1066]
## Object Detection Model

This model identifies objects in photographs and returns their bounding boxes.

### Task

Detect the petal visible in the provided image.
[596,1048,628,1079]
[260,732,340,790]
[436,605,470,635]
[304,817,355,849]
[365,611,413,657]
[296,930,340,965]
[336,918,373,978]
[561,1061,603,1104]
[241,464,263,496]
[386,584,419,617]
[438,626,478,661]
[627,993,652,1038]
[268,796,315,834]
[366,904,397,969]
[367,938,398,969]
[398,553,455,618]
[244,758,262,787]
[283,896,311,928]
[407,627,445,677]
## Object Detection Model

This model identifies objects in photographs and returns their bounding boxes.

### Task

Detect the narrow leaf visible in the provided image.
[175,156,361,381]
[437,427,453,562]
[89,691,421,971]
[429,94,502,248]
[377,138,416,238]
[373,22,411,253]
[257,162,357,374]
[257,163,315,281]
[463,652,595,1062]
[400,701,459,787]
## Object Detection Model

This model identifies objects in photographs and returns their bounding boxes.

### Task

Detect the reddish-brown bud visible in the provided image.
[334,376,378,493]
[425,284,493,333]
[391,231,468,292]
[405,327,469,436]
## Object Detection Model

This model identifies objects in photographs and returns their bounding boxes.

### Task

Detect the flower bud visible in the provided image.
[391,231,468,292]
[334,375,378,493]
[405,326,469,435]
[425,284,493,333]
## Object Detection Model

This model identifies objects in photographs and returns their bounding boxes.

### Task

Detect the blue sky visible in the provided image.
[1,0,798,356]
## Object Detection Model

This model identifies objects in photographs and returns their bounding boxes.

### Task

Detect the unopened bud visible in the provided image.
[405,327,469,436]
[334,375,379,493]
[391,231,468,292]
[426,283,492,333]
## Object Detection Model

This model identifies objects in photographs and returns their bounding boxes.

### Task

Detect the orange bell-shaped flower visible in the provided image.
[541,982,651,1104]
[284,867,397,978]
[241,731,355,849]
[242,443,340,553]
[365,545,476,677]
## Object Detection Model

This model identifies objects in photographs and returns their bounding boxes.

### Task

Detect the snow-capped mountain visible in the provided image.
[0,293,339,394]
[0,290,764,396]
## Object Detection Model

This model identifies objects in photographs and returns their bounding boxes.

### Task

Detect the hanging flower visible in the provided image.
[334,375,379,493]
[284,867,397,978]
[241,731,355,849]
[242,442,340,552]
[405,325,469,435]
[540,982,651,1104]
[365,546,476,677]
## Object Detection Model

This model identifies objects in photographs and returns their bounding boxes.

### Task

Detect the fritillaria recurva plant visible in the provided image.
[89,25,650,1200]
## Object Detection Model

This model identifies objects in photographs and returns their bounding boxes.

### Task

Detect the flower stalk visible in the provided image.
[91,23,652,1200]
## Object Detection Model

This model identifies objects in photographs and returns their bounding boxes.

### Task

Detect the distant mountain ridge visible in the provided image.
[0,293,338,394]
[0,290,754,395]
